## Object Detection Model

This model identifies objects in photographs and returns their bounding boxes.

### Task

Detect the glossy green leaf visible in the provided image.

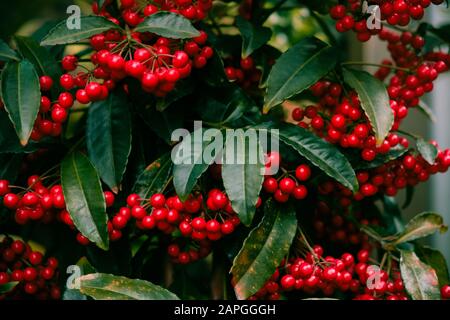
[141,105,184,144]
[87,92,132,193]
[236,16,272,58]
[173,129,223,200]
[61,152,109,250]
[156,80,195,111]
[41,16,122,45]
[1,59,41,146]
[0,281,19,294]
[222,131,264,226]
[417,138,438,165]
[0,111,43,153]
[264,37,337,112]
[416,245,450,287]
[231,200,297,300]
[0,39,20,61]
[15,36,61,80]
[79,273,179,300]
[135,11,200,39]
[132,154,173,200]
[417,101,437,123]
[394,212,447,245]
[343,68,394,145]
[196,85,259,127]
[259,123,358,192]
[400,250,441,300]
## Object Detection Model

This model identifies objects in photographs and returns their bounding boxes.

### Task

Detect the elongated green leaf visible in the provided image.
[394,212,447,245]
[0,281,19,294]
[0,111,43,153]
[41,16,122,46]
[173,129,223,200]
[0,39,20,61]
[135,11,200,39]
[61,152,109,250]
[264,37,337,112]
[417,101,437,123]
[15,36,60,80]
[400,250,440,300]
[231,200,297,300]
[417,138,438,165]
[196,85,259,127]
[416,245,450,287]
[141,105,184,144]
[87,92,132,193]
[259,123,358,192]
[222,130,264,226]
[1,60,41,146]
[132,154,173,200]
[79,273,179,300]
[343,68,394,145]
[236,16,272,58]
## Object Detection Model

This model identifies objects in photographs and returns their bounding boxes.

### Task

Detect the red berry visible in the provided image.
[295,165,311,181]
[39,76,53,91]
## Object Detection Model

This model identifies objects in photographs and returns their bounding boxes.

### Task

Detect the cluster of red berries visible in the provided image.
[62,0,214,104]
[224,56,262,90]
[262,152,311,203]
[94,0,213,24]
[293,83,412,162]
[0,175,122,245]
[108,189,243,263]
[330,0,445,41]
[167,239,212,264]
[0,237,60,299]
[66,29,213,103]
[313,201,373,248]
[318,146,450,202]
[29,75,74,141]
[250,247,410,300]
[1,176,66,224]
[376,30,450,125]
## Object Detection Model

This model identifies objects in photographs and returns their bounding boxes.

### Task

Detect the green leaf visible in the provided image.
[156,80,195,111]
[416,102,436,123]
[61,152,109,250]
[141,105,184,144]
[400,250,441,300]
[87,92,132,193]
[222,131,264,226]
[196,85,259,127]
[343,68,394,145]
[79,273,179,300]
[416,138,438,165]
[402,186,415,209]
[393,212,447,245]
[0,39,20,61]
[0,281,19,294]
[134,11,200,39]
[173,129,223,200]
[41,16,122,46]
[416,245,450,288]
[14,36,61,81]
[1,59,41,146]
[0,111,43,153]
[236,16,272,58]
[264,37,337,113]
[260,123,358,192]
[231,200,297,300]
[0,153,23,181]
[132,154,173,200]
